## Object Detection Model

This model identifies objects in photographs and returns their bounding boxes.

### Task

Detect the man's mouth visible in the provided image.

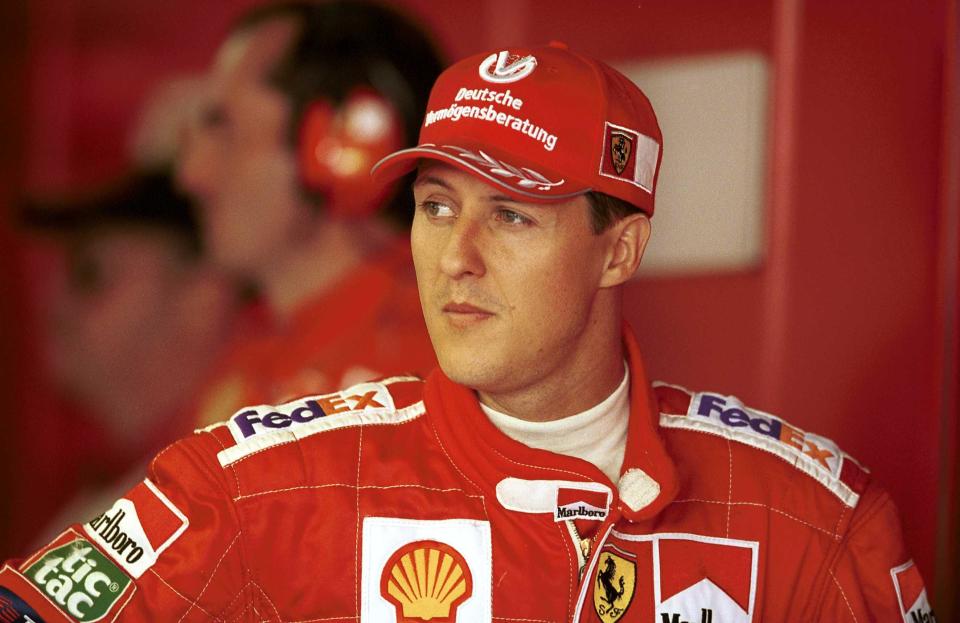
[442,301,495,325]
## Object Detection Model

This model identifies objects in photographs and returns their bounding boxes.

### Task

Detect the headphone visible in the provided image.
[297,88,405,219]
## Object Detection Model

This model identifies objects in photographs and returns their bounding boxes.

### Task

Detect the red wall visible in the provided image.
[3,0,952,607]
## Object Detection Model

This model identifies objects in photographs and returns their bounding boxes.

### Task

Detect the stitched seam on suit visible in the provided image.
[556,521,573,617]
[670,498,839,538]
[208,430,243,499]
[177,533,241,623]
[148,567,216,618]
[489,445,596,481]
[216,580,258,622]
[726,437,733,538]
[232,483,485,503]
[425,415,489,515]
[252,580,281,622]
[355,424,363,619]
[830,568,859,622]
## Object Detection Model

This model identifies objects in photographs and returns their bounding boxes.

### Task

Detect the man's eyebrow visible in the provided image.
[413,175,450,190]
[413,175,521,204]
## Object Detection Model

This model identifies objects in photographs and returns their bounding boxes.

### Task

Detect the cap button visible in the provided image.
[548,40,569,50]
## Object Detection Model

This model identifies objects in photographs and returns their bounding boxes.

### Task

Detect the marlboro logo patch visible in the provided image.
[891,561,934,623]
[555,487,610,522]
[656,535,758,623]
[83,479,188,578]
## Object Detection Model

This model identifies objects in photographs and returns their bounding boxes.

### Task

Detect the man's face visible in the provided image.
[411,163,618,397]
[177,18,304,275]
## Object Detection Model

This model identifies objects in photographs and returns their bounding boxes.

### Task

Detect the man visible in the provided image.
[13,171,239,550]
[178,1,442,422]
[0,44,930,622]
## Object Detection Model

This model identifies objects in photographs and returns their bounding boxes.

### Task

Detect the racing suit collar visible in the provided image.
[423,322,678,523]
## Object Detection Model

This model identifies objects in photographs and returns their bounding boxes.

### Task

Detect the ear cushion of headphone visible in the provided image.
[298,90,404,218]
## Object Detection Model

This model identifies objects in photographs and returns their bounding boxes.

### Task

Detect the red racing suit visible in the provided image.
[189,238,436,429]
[0,327,932,622]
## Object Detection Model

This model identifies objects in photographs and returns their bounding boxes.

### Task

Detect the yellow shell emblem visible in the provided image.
[380,540,473,622]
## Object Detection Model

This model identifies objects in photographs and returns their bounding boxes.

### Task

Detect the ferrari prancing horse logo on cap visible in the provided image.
[610,131,633,176]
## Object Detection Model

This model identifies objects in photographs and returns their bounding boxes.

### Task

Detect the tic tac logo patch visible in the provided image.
[380,540,472,622]
[478,50,537,84]
[891,560,936,623]
[24,536,133,622]
[556,487,610,522]
[228,381,394,443]
[593,545,636,623]
[654,534,757,623]
[361,517,491,622]
[599,122,659,192]
[0,585,46,622]
[83,479,188,579]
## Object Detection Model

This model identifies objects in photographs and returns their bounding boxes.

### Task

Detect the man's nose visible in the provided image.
[175,129,216,202]
[439,216,486,280]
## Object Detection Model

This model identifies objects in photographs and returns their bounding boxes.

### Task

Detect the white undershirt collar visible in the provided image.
[480,365,630,483]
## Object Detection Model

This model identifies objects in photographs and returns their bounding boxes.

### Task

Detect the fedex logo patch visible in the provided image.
[83,479,188,579]
[692,393,843,477]
[891,561,936,622]
[228,382,394,443]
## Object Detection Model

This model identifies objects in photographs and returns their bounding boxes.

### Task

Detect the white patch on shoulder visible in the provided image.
[361,517,492,622]
[659,390,862,507]
[217,400,425,467]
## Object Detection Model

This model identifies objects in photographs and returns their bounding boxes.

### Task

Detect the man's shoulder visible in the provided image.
[186,375,429,471]
[652,382,872,509]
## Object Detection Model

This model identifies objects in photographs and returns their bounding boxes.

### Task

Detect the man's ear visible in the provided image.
[599,213,651,288]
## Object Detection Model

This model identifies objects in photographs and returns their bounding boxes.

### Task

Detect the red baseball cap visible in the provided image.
[371,42,663,215]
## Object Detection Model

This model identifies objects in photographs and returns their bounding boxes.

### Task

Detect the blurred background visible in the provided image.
[0,0,956,617]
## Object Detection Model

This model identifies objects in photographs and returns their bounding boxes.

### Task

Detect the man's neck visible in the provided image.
[477,299,626,422]
[257,217,393,323]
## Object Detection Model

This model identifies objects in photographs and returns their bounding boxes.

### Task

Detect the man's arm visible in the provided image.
[0,431,251,621]
[816,484,935,622]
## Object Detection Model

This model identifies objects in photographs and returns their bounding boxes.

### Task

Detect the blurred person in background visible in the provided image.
[16,170,240,546]
[178,0,443,426]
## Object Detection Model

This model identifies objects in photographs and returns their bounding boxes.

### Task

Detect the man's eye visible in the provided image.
[495,209,533,226]
[418,200,455,218]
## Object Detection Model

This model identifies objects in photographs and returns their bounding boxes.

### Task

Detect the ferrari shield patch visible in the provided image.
[593,546,636,623]
[610,131,633,176]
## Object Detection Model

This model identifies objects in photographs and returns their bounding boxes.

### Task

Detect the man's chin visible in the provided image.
[435,349,501,392]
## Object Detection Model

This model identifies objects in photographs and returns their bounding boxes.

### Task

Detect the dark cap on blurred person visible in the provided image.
[21,170,201,255]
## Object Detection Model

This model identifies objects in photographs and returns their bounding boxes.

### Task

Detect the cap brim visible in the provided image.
[371,143,592,204]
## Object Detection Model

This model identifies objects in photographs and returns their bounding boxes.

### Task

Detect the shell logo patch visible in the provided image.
[361,517,491,622]
[593,546,636,623]
[380,540,472,622]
